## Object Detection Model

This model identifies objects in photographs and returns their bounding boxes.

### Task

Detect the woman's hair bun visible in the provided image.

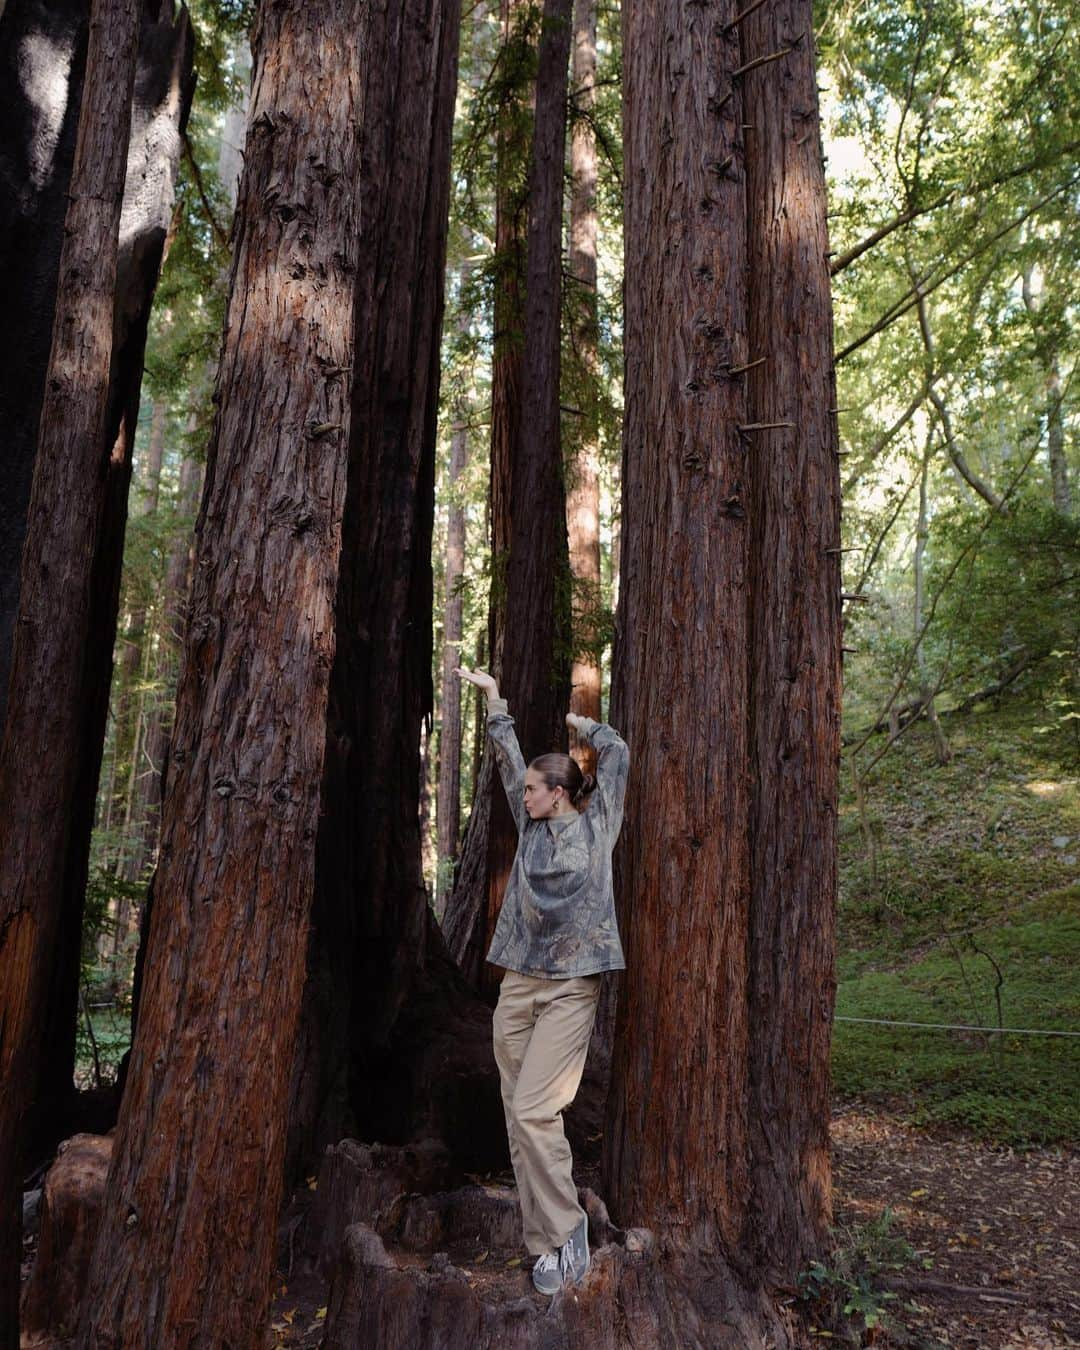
[573,773,598,805]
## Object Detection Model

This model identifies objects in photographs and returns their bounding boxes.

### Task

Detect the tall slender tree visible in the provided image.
[443,0,574,996]
[437,403,470,900]
[75,0,366,1336]
[0,0,142,1338]
[566,0,603,770]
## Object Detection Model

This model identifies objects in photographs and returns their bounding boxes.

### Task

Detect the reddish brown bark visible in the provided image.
[567,0,602,772]
[741,0,841,1281]
[74,1,365,1338]
[442,0,573,997]
[0,0,141,1339]
[286,0,466,1176]
[603,0,752,1259]
[0,0,193,1172]
[441,0,531,997]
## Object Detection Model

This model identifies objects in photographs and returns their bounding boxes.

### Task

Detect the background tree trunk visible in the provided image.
[441,0,531,992]
[567,0,602,772]
[603,0,752,1258]
[436,410,469,908]
[741,0,842,1282]
[0,0,142,1339]
[0,0,194,1166]
[75,1,365,1337]
[442,0,573,999]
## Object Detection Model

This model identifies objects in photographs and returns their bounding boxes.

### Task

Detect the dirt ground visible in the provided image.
[828,1103,1079,1348]
[267,1103,1079,1348]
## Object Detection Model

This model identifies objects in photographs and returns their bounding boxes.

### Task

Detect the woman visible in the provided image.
[454,666,629,1296]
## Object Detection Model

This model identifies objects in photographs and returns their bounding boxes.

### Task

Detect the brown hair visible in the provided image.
[528,753,597,809]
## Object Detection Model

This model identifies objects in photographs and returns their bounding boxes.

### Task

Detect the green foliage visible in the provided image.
[837,705,1080,1144]
[930,490,1080,753]
[798,1209,922,1340]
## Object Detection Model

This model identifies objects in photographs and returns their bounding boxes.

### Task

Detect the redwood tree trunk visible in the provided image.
[503,0,574,758]
[442,0,573,997]
[440,0,530,995]
[741,0,841,1282]
[567,0,602,770]
[602,0,840,1326]
[75,1,364,1338]
[0,0,194,1165]
[285,0,467,1179]
[603,0,752,1258]
[0,0,141,1340]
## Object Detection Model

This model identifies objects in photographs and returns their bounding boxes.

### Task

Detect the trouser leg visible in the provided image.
[503,974,601,1254]
[492,972,549,1253]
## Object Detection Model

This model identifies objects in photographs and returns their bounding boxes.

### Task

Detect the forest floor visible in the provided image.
[265,1098,1079,1349]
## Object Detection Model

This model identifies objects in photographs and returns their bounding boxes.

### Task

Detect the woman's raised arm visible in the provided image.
[455,668,528,833]
[566,712,629,836]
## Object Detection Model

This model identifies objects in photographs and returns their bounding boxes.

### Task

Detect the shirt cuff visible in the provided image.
[486,696,511,717]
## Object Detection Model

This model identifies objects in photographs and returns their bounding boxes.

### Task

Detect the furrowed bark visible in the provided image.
[75,2,364,1338]
[0,0,141,1340]
[741,0,841,1281]
[287,0,467,1177]
[604,0,752,1258]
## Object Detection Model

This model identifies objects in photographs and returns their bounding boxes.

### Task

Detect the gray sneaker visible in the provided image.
[559,1214,590,1286]
[532,1250,561,1295]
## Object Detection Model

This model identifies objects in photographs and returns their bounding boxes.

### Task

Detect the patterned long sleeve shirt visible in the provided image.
[484,698,630,978]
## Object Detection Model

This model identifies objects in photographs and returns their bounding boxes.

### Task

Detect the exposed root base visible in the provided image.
[305,1140,795,1349]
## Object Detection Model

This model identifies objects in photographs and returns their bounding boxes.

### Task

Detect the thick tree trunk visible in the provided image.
[0,0,141,1340]
[0,0,194,1169]
[442,0,573,998]
[75,2,365,1339]
[567,0,602,770]
[602,0,840,1330]
[436,413,469,901]
[741,0,841,1281]
[285,0,467,1182]
[604,0,752,1258]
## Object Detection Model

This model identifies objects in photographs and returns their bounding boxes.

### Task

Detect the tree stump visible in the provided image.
[321,1220,793,1348]
[20,1134,112,1346]
[307,1140,791,1348]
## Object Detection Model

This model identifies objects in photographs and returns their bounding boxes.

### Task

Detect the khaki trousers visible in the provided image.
[492,970,601,1255]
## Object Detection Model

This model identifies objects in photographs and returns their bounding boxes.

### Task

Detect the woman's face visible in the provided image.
[524,769,562,819]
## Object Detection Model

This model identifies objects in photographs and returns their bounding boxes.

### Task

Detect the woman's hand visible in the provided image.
[454,666,500,700]
[565,712,591,734]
